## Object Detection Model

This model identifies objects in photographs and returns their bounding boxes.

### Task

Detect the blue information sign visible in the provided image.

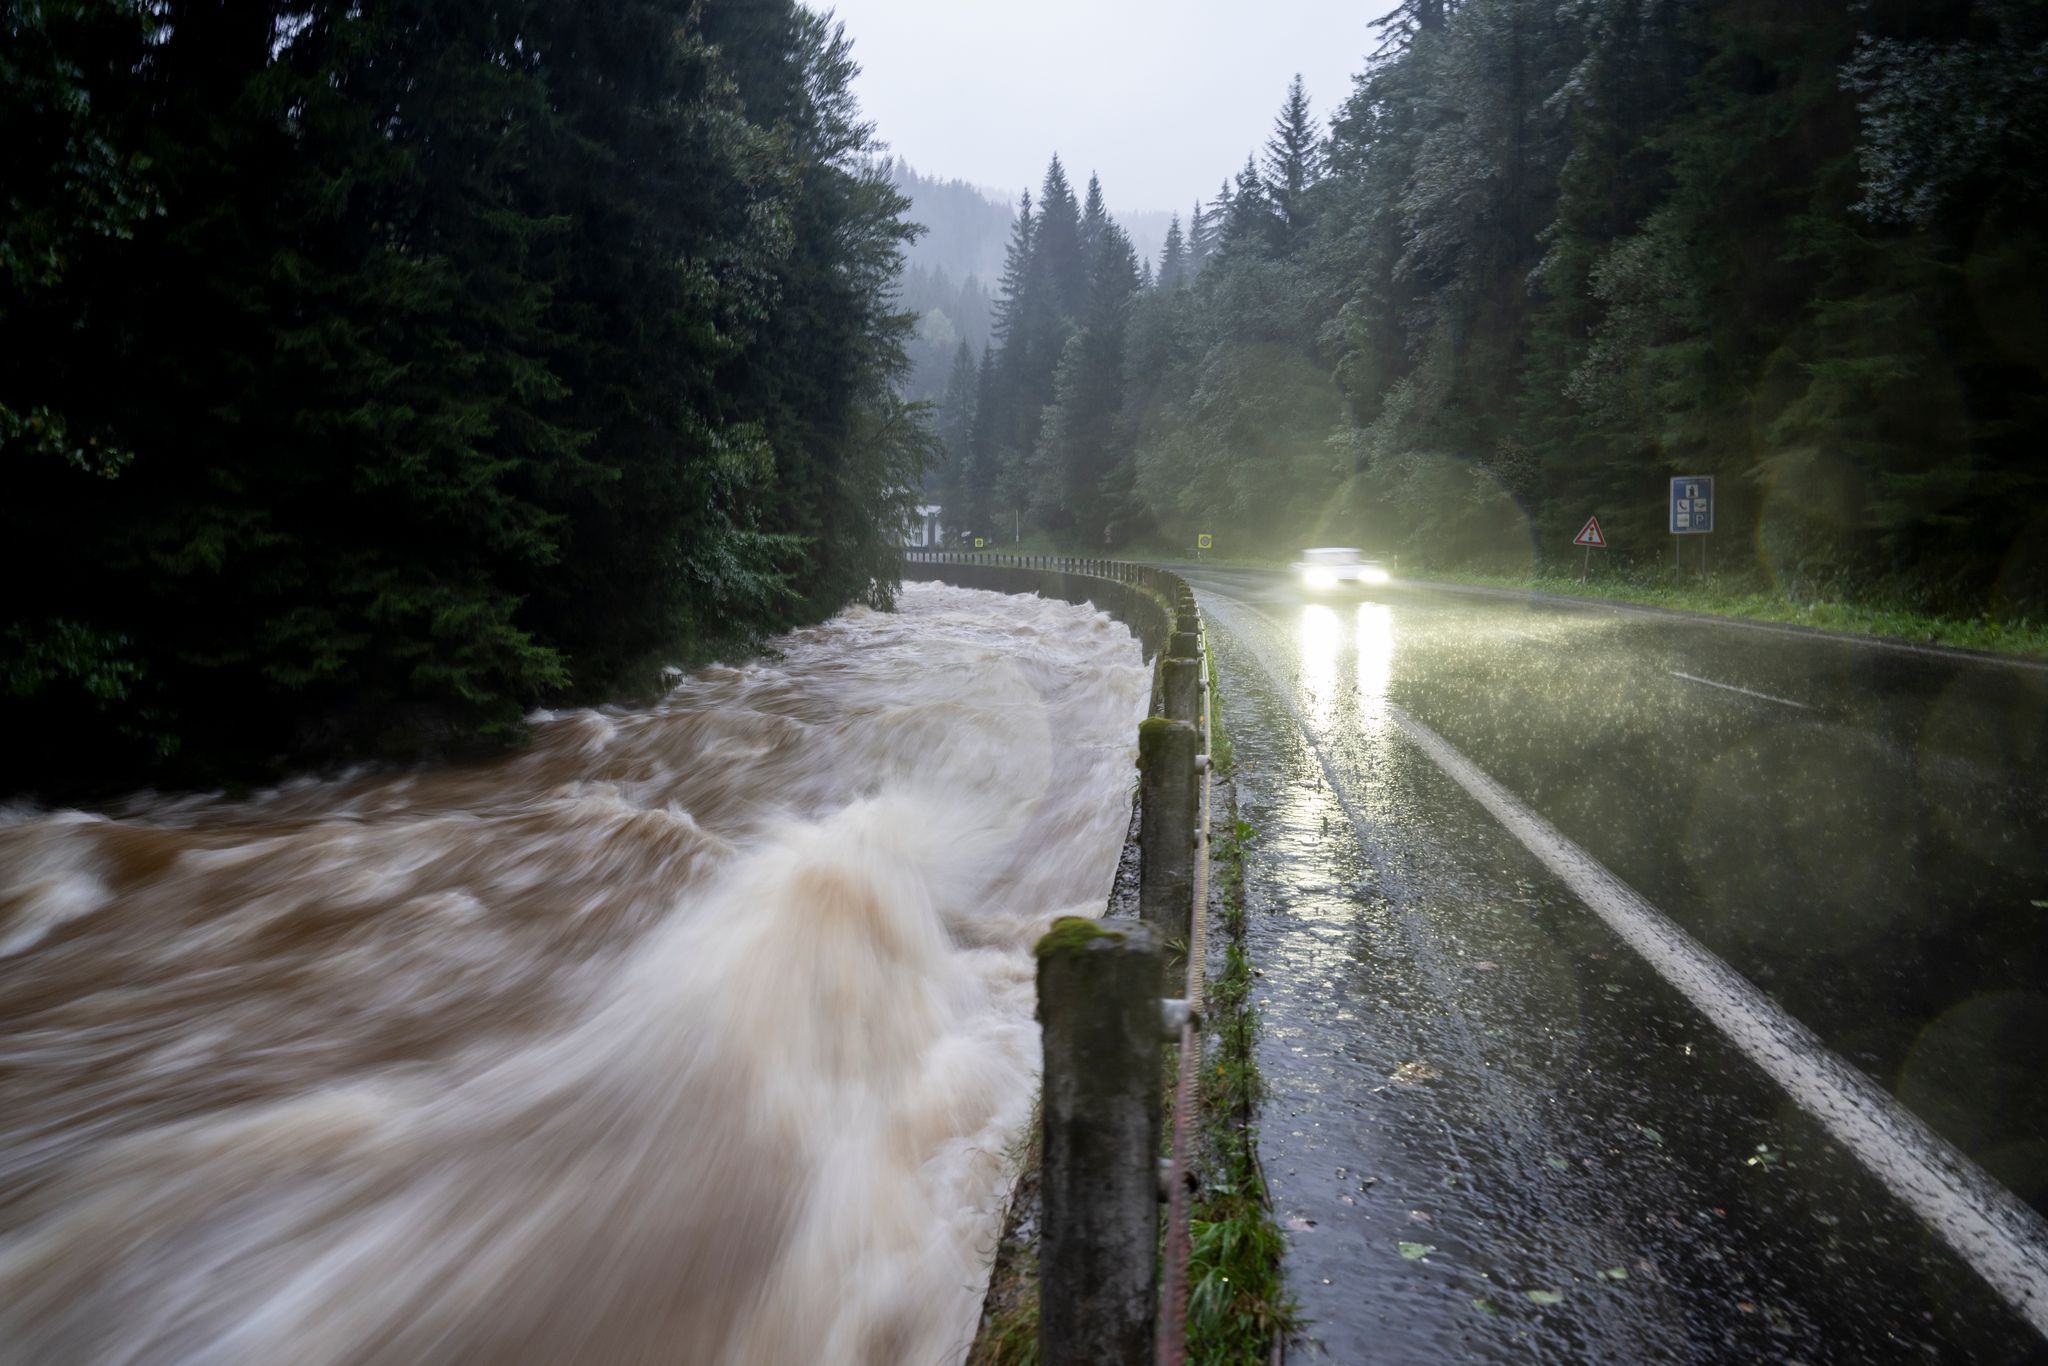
[1670,476,1714,534]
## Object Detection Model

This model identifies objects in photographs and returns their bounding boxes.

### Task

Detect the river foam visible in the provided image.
[0,583,1149,1365]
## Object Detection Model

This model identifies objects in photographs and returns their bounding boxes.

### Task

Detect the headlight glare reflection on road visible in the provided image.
[1303,568,1338,591]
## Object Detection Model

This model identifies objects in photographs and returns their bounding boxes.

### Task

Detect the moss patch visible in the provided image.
[1033,915,1120,959]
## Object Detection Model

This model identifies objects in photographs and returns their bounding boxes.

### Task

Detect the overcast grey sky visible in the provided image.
[824,0,1382,214]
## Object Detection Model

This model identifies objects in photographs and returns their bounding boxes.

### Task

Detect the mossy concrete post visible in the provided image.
[1036,917,1162,1366]
[1162,657,1200,725]
[1169,629,1200,661]
[1139,717,1198,946]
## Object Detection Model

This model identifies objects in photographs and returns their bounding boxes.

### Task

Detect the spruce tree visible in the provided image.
[1080,173,1110,257]
[1263,75,1325,245]
[1158,214,1189,288]
[936,340,979,513]
[1188,199,1217,271]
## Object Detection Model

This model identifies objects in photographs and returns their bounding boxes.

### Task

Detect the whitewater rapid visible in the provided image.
[0,582,1150,1365]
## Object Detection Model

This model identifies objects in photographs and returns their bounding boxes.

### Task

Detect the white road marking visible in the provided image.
[1199,583,2048,1336]
[1393,705,2048,1339]
[1668,670,1812,709]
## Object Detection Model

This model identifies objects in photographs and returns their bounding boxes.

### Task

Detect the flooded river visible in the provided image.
[0,583,1149,1365]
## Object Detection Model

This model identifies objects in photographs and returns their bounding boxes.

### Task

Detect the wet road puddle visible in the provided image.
[1198,586,2043,1364]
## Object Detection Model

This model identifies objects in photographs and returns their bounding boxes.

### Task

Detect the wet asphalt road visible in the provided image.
[1180,566,2048,1364]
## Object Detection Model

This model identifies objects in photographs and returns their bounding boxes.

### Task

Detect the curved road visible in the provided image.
[1183,566,2048,1363]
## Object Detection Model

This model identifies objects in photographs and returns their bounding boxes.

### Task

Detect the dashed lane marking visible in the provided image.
[1199,584,2048,1339]
[1668,670,1813,709]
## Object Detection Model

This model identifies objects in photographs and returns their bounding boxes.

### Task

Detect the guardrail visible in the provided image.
[901,552,1213,1365]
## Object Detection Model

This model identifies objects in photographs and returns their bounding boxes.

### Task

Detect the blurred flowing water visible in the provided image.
[0,583,1150,1365]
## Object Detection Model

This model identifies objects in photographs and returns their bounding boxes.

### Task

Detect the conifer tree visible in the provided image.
[935,340,979,512]
[1080,173,1110,257]
[1035,157,1087,321]
[1221,156,1272,250]
[1188,199,1217,270]
[1263,75,1325,244]
[0,0,933,791]
[1158,214,1189,288]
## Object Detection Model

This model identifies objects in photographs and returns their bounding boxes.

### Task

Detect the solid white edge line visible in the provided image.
[1392,703,2048,1339]
[1668,670,1813,709]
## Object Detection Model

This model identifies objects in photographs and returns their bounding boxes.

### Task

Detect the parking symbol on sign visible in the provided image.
[1670,476,1714,534]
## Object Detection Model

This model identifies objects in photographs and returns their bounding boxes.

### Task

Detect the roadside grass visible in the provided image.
[1410,567,2048,660]
[1188,683,1297,1363]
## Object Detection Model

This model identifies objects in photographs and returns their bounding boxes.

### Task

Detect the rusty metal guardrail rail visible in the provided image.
[900,551,1213,1365]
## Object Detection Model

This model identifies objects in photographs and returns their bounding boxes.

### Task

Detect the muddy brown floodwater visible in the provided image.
[0,583,1149,1366]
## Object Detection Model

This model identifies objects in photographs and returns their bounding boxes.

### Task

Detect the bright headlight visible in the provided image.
[1303,568,1337,590]
[1361,567,1390,585]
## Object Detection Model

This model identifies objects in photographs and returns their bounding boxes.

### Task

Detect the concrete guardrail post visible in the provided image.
[1162,657,1200,726]
[1138,717,1199,948]
[1036,917,1162,1366]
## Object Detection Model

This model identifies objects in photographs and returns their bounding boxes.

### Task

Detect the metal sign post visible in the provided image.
[1668,476,1713,579]
[1573,515,1607,582]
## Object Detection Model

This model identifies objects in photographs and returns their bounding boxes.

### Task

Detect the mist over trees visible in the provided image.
[2,0,932,791]
[940,0,2048,613]
[882,161,1007,402]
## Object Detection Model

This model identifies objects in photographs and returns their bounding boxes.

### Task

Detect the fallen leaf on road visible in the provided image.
[1407,1209,1434,1226]
[1525,1289,1566,1305]
[1474,960,1499,971]
[1398,1241,1434,1260]
[1599,1266,1628,1281]
[1389,1061,1438,1085]
[1471,1298,1499,1316]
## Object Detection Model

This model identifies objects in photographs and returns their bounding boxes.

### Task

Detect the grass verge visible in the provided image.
[1186,676,1296,1362]
[1411,567,2048,660]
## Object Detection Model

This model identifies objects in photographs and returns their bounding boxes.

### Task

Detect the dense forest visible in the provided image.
[935,0,2048,615]
[1,0,932,791]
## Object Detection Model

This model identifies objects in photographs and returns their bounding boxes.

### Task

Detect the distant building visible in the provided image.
[904,503,944,548]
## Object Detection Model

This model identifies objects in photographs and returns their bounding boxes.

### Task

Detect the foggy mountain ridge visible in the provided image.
[889,156,1177,402]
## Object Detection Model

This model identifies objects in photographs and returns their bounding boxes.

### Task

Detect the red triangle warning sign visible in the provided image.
[1574,515,1607,548]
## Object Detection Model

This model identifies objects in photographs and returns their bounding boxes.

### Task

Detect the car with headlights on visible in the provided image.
[1292,546,1390,593]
